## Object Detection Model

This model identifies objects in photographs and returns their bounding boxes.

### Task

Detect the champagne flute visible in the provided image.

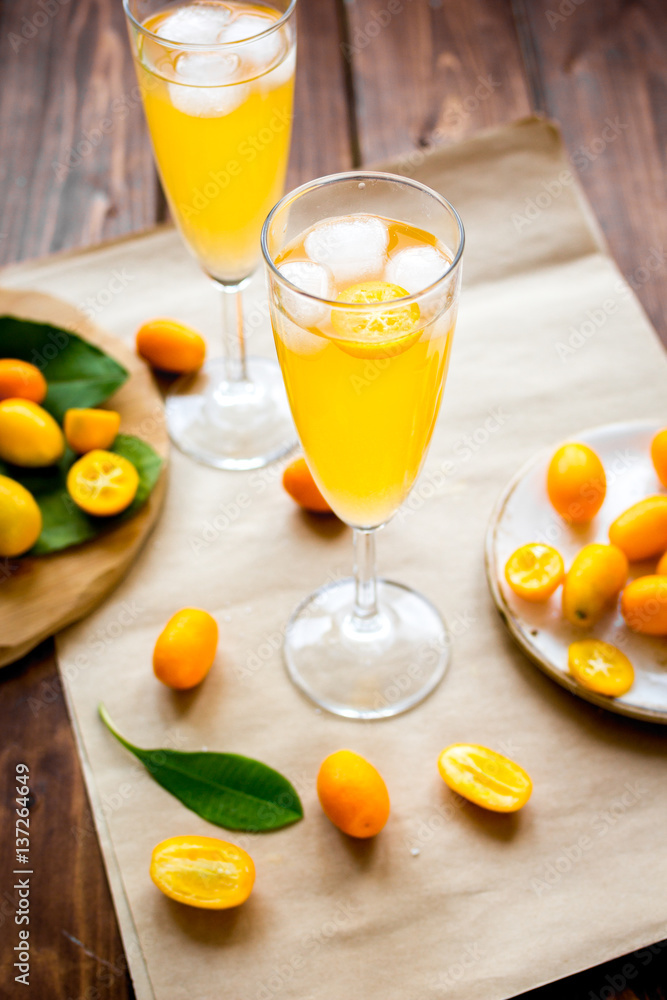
[124,0,298,469]
[262,171,464,719]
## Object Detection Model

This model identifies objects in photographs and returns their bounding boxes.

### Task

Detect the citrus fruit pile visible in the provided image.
[504,431,667,699]
[0,359,143,557]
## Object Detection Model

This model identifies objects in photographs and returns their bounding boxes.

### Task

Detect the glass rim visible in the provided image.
[122,0,298,49]
[260,170,465,310]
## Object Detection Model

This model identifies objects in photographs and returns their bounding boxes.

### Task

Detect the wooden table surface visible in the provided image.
[1,1,666,997]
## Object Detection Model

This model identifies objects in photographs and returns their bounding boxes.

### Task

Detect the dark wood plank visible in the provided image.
[341,0,532,164]
[287,0,354,187]
[0,643,134,999]
[0,0,159,265]
[511,0,667,346]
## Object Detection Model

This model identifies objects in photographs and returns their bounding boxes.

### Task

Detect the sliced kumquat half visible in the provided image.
[66,449,139,516]
[150,835,255,910]
[567,639,634,697]
[330,281,421,359]
[504,542,565,602]
[437,744,533,813]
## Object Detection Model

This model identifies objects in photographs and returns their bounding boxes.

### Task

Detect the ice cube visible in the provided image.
[275,316,328,356]
[260,43,296,92]
[169,51,247,116]
[278,260,333,328]
[156,3,233,43]
[385,245,451,295]
[304,216,389,287]
[221,13,283,70]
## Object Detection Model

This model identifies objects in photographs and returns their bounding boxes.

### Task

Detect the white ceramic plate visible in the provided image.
[486,420,667,724]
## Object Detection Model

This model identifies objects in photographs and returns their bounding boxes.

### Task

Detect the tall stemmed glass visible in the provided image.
[262,172,464,719]
[124,0,298,469]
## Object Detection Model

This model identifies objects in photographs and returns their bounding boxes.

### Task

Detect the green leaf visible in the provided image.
[0,315,129,421]
[99,705,303,833]
[0,435,163,554]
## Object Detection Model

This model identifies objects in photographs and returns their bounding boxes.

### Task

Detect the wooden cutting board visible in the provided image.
[0,287,169,667]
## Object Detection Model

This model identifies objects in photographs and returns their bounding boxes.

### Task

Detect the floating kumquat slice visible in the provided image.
[331,281,420,359]
[437,744,532,813]
[567,639,634,697]
[504,543,564,602]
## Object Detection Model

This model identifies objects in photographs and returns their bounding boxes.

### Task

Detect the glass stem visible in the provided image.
[352,528,380,625]
[220,283,248,383]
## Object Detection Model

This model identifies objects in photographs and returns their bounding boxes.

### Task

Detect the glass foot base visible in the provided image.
[165,356,297,470]
[284,578,450,719]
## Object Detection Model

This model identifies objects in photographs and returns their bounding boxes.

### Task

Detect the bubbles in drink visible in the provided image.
[170,51,248,116]
[304,215,389,286]
[155,2,234,43]
[385,245,451,295]
[278,260,334,327]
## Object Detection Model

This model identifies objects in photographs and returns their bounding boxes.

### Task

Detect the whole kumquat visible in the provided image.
[609,496,667,561]
[0,398,65,467]
[153,608,219,690]
[150,836,255,910]
[136,318,206,373]
[567,640,634,697]
[650,428,667,488]
[561,543,628,627]
[437,744,532,813]
[620,575,667,635]
[546,442,606,522]
[504,543,564,602]
[282,457,332,513]
[0,359,47,404]
[317,750,390,838]
[0,475,42,557]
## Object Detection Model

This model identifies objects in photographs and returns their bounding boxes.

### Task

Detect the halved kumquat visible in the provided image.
[66,449,139,516]
[64,408,121,454]
[567,639,634,697]
[331,282,421,359]
[504,543,564,602]
[150,835,255,910]
[437,744,532,813]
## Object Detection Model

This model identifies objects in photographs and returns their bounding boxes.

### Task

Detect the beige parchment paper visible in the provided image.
[4,116,667,1000]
